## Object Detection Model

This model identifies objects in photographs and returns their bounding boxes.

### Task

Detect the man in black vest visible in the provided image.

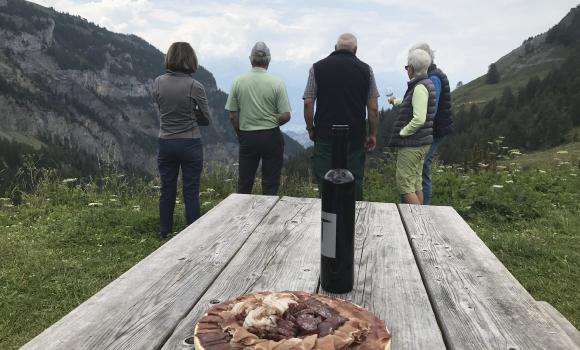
[303,33,380,200]
[409,43,454,205]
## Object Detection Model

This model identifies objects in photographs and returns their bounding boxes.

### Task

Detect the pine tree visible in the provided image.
[486,63,500,84]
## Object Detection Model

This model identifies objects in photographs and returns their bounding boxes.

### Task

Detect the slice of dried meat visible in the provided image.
[317,315,347,337]
[295,313,322,334]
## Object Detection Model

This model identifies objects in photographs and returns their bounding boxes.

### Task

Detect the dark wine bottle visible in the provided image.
[320,125,356,293]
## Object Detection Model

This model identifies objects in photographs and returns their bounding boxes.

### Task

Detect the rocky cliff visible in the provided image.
[0,0,303,176]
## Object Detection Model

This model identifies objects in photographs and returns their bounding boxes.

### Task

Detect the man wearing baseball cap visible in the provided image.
[225,42,291,195]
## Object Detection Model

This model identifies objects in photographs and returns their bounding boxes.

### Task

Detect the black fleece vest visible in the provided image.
[390,74,436,147]
[313,50,370,148]
[428,64,454,137]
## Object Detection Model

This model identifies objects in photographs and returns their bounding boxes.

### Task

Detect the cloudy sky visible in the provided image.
[34,0,579,131]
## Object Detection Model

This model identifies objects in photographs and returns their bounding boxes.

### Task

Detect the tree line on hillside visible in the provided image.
[439,46,580,164]
[1,0,164,80]
[437,6,580,164]
[0,137,101,195]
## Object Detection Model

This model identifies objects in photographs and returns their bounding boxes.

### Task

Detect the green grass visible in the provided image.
[510,141,580,170]
[453,62,558,108]
[0,131,45,150]
[452,44,570,108]
[0,157,578,349]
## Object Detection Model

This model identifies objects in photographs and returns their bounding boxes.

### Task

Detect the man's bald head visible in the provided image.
[335,33,357,54]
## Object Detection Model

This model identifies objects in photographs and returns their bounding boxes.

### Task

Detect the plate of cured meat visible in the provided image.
[193,291,391,350]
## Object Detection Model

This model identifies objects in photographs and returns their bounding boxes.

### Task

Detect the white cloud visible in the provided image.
[33,0,579,129]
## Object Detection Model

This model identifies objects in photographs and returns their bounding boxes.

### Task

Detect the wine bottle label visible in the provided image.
[321,211,337,258]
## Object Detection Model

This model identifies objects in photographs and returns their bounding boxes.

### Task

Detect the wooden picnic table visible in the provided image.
[21,194,579,350]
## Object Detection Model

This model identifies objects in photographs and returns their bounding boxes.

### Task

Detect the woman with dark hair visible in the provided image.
[153,42,211,239]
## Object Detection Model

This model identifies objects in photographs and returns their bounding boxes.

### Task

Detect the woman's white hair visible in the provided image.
[408,49,432,76]
[409,42,435,62]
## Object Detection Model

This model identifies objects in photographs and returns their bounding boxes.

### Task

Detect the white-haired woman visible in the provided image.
[408,43,454,205]
[388,49,437,205]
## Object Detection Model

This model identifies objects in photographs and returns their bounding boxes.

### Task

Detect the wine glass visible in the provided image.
[385,87,395,105]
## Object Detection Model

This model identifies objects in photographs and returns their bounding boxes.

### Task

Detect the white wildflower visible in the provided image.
[202,201,212,207]
[496,165,507,170]
[478,163,489,168]
[437,169,444,173]
[492,185,504,189]
[88,202,103,207]
[207,188,215,193]
[62,178,77,183]
[498,136,505,139]
[313,187,319,191]
[505,180,514,184]
[109,198,118,202]
[224,179,233,182]
[487,141,494,145]
[0,198,10,201]
[151,185,160,189]
[232,162,239,166]
[556,150,569,154]
[132,205,141,212]
[570,174,577,177]
[4,204,14,207]
[176,200,181,204]
[538,170,546,174]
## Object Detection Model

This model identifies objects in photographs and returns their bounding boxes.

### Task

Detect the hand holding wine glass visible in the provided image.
[385,87,396,105]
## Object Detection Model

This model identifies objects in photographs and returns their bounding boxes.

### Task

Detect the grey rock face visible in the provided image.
[0,0,303,176]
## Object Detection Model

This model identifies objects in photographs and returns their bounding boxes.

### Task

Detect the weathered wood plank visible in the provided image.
[161,196,321,350]
[320,202,446,350]
[537,301,580,346]
[399,204,577,350]
[21,194,279,350]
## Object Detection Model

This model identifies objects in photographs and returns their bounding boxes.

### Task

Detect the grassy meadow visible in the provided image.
[0,148,579,349]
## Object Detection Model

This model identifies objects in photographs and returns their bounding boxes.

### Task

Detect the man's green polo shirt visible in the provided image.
[225,67,291,131]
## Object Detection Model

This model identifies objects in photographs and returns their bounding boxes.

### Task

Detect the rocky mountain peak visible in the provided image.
[0,0,303,177]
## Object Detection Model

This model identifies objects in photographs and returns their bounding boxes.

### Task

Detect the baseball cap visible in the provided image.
[251,41,271,57]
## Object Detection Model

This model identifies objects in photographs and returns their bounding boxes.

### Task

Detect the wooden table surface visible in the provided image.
[21,194,579,350]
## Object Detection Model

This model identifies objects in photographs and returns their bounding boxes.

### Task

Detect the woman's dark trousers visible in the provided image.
[158,138,203,235]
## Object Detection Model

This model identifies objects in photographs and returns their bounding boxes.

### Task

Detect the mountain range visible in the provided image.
[0,0,303,183]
